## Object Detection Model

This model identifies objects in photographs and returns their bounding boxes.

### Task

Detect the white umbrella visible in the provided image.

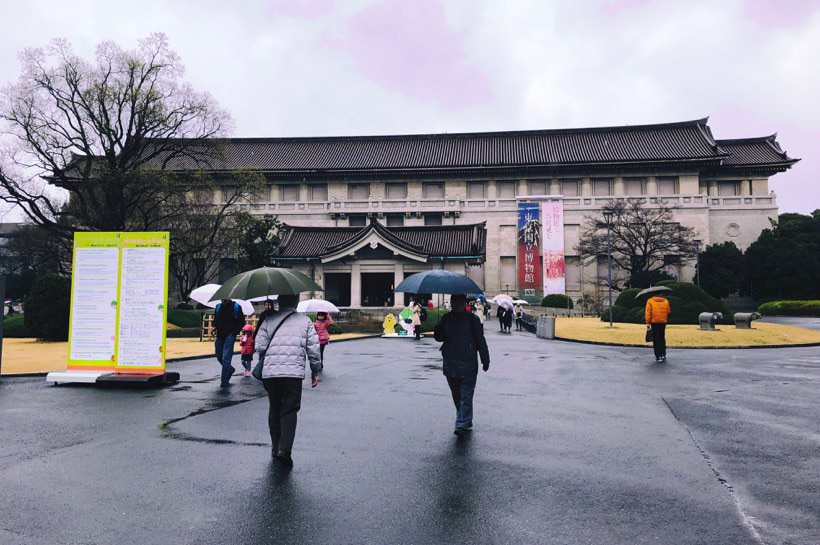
[513,299,529,305]
[492,294,514,304]
[497,299,514,309]
[248,294,279,303]
[189,284,255,315]
[296,299,340,313]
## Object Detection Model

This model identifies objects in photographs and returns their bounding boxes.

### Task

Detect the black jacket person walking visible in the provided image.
[434,294,490,436]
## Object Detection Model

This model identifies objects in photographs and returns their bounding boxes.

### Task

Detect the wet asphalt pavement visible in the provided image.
[1,326,819,545]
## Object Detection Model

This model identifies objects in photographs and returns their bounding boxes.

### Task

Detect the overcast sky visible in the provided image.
[1,0,818,218]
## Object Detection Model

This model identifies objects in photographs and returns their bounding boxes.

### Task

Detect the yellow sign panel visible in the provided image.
[67,232,170,374]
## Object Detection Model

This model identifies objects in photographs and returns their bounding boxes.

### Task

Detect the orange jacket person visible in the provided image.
[645,295,671,363]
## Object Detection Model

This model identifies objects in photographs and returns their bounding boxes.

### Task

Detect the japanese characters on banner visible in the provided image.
[541,201,566,295]
[517,203,542,297]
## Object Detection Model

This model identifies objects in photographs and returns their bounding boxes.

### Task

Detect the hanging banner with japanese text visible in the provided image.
[541,201,565,295]
[517,202,542,296]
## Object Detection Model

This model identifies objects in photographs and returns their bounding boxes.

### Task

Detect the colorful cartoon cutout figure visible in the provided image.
[382,313,398,336]
[398,307,414,337]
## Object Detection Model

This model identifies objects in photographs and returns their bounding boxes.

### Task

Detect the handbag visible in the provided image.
[645,327,653,343]
[252,311,295,380]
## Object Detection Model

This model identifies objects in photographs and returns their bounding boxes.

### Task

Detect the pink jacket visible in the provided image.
[313,316,333,345]
[239,333,255,357]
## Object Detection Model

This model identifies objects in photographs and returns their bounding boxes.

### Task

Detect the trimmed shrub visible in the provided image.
[601,281,727,325]
[166,327,201,338]
[541,294,574,309]
[327,323,344,334]
[758,300,820,316]
[24,273,71,341]
[167,309,205,328]
[3,315,26,337]
[614,288,641,308]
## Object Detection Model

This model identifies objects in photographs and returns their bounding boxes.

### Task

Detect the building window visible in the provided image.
[561,179,579,196]
[193,188,213,204]
[222,186,238,203]
[280,184,299,202]
[593,178,612,196]
[718,181,739,196]
[386,214,404,226]
[657,176,678,195]
[497,181,516,198]
[249,186,270,203]
[348,215,367,227]
[528,180,547,196]
[386,183,407,199]
[308,183,327,201]
[348,183,370,200]
[423,214,443,226]
[467,181,486,199]
[423,182,445,199]
[625,177,645,195]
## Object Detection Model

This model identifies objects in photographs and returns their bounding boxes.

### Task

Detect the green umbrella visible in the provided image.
[208,267,322,301]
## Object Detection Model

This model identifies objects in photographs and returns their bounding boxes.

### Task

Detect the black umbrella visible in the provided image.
[396,270,482,295]
[636,285,673,298]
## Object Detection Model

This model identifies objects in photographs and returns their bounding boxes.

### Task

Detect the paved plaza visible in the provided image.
[1,327,818,545]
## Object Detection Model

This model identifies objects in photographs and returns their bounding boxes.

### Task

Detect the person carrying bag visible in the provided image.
[254,295,322,467]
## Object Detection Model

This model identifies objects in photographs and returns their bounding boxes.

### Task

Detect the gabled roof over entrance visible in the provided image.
[275,220,486,263]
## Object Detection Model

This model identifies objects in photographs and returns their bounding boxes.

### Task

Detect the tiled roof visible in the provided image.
[715,136,799,167]
[276,221,486,259]
[152,119,733,173]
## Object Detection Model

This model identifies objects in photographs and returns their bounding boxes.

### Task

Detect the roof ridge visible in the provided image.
[716,135,779,145]
[190,118,712,144]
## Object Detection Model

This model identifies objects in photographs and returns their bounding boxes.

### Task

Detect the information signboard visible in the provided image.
[67,232,169,374]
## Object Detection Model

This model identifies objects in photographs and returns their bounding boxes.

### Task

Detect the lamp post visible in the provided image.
[603,210,614,327]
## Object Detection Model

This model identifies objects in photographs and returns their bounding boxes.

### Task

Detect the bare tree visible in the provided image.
[0,33,232,237]
[167,172,265,303]
[576,199,698,289]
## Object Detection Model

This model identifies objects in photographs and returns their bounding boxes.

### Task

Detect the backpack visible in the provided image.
[215,302,240,320]
[420,307,428,322]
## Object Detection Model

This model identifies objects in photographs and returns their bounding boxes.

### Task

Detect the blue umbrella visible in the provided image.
[396,270,482,295]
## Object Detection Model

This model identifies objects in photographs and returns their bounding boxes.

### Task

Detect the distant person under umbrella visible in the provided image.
[434,294,490,437]
[645,293,671,362]
[214,299,246,387]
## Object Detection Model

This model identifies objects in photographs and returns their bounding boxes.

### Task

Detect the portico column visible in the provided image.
[393,262,404,308]
[350,262,361,308]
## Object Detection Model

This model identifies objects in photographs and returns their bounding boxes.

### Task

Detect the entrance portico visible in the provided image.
[273,219,486,308]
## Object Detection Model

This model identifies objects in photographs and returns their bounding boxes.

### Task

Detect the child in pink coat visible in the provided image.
[239,324,255,377]
[313,312,333,366]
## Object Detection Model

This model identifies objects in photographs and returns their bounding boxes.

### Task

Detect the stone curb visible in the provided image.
[1,334,384,378]
[552,336,820,350]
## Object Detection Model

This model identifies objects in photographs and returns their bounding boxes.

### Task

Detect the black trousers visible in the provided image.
[262,377,303,455]
[651,324,667,358]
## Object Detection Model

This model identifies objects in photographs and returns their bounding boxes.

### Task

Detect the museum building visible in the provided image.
[164,118,798,308]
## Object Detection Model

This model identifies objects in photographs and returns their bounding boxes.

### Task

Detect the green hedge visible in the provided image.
[3,315,26,337]
[541,294,574,309]
[166,327,201,338]
[603,281,729,325]
[167,309,205,328]
[758,300,820,316]
[24,273,71,341]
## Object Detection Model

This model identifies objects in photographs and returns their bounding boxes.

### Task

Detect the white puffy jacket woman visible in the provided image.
[255,294,322,467]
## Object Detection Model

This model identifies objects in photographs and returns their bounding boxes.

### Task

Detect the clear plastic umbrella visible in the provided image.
[189,284,255,315]
[296,299,340,313]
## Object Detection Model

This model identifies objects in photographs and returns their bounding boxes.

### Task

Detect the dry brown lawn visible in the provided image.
[1,333,371,375]
[555,317,820,347]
